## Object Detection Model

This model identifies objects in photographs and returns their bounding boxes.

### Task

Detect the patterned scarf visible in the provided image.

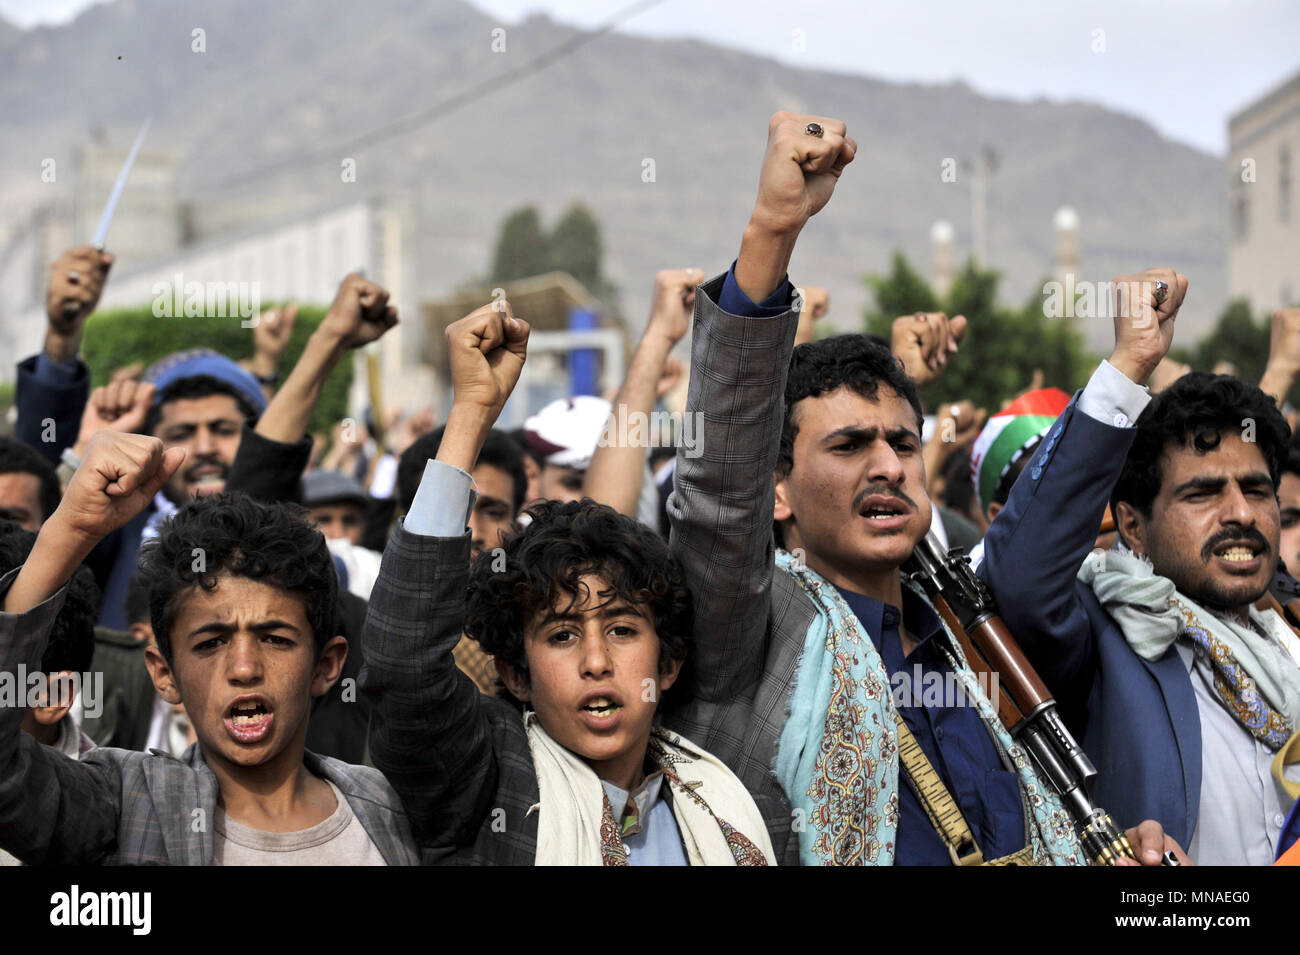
[772,550,1086,866]
[523,712,774,866]
[1078,546,1300,751]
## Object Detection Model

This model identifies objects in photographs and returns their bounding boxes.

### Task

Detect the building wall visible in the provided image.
[3,198,431,423]
[1228,71,1300,314]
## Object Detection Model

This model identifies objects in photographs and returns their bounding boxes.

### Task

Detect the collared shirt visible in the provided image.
[407,459,695,863]
[1177,634,1300,865]
[836,585,1027,865]
[600,772,688,866]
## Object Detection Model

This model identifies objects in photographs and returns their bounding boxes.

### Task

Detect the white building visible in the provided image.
[1228,69,1300,313]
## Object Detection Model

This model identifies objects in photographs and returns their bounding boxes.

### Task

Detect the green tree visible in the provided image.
[865,254,1094,411]
[489,205,549,283]
[1170,298,1270,383]
[80,304,350,436]
[548,202,603,289]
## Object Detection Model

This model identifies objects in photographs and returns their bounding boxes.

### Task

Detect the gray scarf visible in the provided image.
[1077,545,1300,749]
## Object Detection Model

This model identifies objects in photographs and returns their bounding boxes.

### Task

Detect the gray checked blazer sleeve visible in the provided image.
[0,568,122,864]
[359,522,497,854]
[667,273,800,703]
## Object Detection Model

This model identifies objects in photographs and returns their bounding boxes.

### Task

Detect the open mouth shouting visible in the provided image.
[578,691,625,730]
[857,493,913,530]
[187,465,228,494]
[224,694,274,744]
[1210,538,1267,574]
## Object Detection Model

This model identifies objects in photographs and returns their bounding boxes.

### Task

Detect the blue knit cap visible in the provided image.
[143,349,268,414]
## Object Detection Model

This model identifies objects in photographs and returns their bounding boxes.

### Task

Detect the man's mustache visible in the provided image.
[851,483,917,514]
[1200,526,1270,562]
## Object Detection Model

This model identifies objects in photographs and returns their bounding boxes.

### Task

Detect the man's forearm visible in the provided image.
[1260,363,1298,406]
[435,403,495,474]
[735,223,800,304]
[255,329,346,443]
[584,331,673,516]
[43,329,82,365]
[1,516,96,615]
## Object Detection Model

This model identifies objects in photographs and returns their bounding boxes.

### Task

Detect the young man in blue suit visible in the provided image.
[982,270,1300,865]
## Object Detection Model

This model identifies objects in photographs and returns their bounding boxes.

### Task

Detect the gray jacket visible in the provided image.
[664,274,813,865]
[0,568,419,866]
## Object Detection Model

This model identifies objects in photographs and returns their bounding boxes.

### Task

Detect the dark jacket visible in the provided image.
[979,398,1202,843]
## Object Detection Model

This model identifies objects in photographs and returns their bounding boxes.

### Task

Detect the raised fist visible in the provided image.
[319,274,399,350]
[749,112,856,237]
[795,285,830,346]
[445,300,530,416]
[646,268,704,347]
[1108,268,1188,386]
[47,246,114,334]
[74,379,157,456]
[253,303,298,362]
[56,432,186,544]
[892,311,967,386]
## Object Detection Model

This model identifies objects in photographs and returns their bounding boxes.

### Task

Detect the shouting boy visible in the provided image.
[362,303,780,864]
[0,433,418,865]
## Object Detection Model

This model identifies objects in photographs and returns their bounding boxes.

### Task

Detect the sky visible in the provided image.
[2,0,1297,155]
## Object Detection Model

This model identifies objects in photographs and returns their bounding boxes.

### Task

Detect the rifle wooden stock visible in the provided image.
[926,594,1025,731]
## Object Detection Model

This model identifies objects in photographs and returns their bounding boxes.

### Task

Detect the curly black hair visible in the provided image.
[779,334,924,480]
[1112,372,1292,519]
[0,436,61,525]
[137,492,339,664]
[0,521,99,674]
[465,498,693,710]
[144,375,260,435]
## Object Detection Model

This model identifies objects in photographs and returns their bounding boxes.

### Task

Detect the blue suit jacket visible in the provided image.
[979,398,1202,846]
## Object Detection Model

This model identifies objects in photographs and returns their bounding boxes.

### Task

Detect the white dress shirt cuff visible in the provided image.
[1076,359,1151,429]
[403,459,477,537]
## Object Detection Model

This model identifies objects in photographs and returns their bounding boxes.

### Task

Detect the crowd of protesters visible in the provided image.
[0,112,1297,866]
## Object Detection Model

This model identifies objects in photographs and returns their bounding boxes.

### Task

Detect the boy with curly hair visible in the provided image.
[361,302,779,865]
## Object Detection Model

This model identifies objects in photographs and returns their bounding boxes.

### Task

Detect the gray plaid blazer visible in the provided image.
[360,518,797,865]
[0,570,419,866]
[665,274,814,866]
[360,528,543,864]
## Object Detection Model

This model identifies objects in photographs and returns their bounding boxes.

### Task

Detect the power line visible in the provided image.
[201,0,667,192]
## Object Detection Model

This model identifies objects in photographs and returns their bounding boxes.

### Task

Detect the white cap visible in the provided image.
[523,395,612,470]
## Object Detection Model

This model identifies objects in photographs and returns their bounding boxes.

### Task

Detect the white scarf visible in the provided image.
[523,712,775,866]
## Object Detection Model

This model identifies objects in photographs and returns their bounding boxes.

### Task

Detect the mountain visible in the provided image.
[0,0,1226,352]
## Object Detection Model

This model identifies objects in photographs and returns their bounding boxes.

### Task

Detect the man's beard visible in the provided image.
[1153,526,1273,617]
[167,455,230,504]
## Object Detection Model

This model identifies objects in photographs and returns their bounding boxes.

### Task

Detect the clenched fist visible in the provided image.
[749,112,857,237]
[892,311,967,386]
[795,285,830,346]
[445,301,530,416]
[55,432,186,545]
[318,274,399,350]
[73,379,157,457]
[645,268,704,347]
[1108,268,1188,386]
[45,246,114,362]
[737,113,856,304]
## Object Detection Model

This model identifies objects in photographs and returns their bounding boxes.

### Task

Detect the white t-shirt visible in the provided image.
[213,780,387,866]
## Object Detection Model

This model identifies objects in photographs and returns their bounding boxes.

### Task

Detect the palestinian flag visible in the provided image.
[970,388,1071,515]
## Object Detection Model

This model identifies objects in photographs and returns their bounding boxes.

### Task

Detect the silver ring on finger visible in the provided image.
[1153,280,1169,306]
[804,122,825,138]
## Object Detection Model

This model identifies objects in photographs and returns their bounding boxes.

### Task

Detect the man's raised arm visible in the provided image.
[0,432,184,863]
[669,112,855,702]
[979,269,1187,717]
[361,300,529,855]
